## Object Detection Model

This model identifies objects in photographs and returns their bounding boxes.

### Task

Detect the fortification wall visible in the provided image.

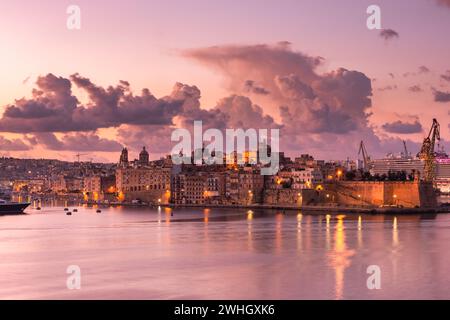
[322,181,436,208]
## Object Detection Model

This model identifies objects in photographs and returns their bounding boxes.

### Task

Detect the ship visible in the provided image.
[370,147,450,194]
[0,199,30,215]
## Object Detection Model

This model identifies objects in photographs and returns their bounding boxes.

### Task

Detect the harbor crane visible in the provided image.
[418,118,440,182]
[358,140,371,172]
[75,153,88,163]
[402,140,409,158]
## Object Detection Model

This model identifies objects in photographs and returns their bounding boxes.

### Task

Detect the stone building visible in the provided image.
[83,175,116,201]
[266,167,323,190]
[225,168,264,205]
[115,166,171,204]
[171,172,207,204]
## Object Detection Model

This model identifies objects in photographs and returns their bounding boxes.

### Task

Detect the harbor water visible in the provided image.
[0,205,449,299]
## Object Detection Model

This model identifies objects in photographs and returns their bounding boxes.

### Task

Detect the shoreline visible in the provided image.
[92,202,450,215]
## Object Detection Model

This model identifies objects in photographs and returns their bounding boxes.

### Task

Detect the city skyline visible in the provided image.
[0,0,449,163]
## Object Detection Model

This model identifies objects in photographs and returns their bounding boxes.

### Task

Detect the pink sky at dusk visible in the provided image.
[0,0,449,162]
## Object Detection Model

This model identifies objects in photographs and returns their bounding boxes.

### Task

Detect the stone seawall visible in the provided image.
[263,181,437,208]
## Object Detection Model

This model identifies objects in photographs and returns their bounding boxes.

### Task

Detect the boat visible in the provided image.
[0,199,30,215]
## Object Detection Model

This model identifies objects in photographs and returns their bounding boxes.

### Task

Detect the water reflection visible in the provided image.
[0,204,446,299]
[327,215,355,300]
[247,210,253,251]
[325,214,331,250]
[275,213,283,255]
[393,216,398,247]
[357,215,363,248]
[297,213,302,252]
[392,216,399,280]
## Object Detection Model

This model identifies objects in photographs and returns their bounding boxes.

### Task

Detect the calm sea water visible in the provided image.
[0,205,449,300]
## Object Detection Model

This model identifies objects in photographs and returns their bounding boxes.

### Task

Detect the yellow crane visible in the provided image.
[418,118,440,182]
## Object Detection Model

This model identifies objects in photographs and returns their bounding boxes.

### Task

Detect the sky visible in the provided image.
[0,0,449,162]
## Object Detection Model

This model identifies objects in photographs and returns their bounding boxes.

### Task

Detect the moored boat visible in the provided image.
[0,199,30,215]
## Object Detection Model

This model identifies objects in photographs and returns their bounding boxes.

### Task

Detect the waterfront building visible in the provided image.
[12,179,47,193]
[171,172,207,204]
[267,167,323,190]
[115,165,171,204]
[204,172,226,204]
[51,175,84,193]
[225,168,264,205]
[83,175,116,201]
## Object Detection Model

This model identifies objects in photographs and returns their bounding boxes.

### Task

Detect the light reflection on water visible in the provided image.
[0,205,449,300]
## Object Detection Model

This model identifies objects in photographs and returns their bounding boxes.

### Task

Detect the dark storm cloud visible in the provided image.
[31,132,123,152]
[382,120,423,134]
[379,29,399,41]
[433,89,450,102]
[0,73,184,133]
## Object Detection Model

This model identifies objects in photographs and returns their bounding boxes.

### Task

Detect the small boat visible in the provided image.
[0,199,30,215]
[96,209,101,213]
[64,208,69,211]
[73,208,78,212]
[66,211,72,216]
[36,207,41,210]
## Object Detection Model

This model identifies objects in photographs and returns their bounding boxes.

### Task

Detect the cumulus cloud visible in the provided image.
[0,136,30,151]
[184,43,380,158]
[185,44,372,136]
[116,85,279,155]
[382,120,423,134]
[3,42,439,159]
[30,132,123,151]
[117,125,175,155]
[184,43,322,101]
[0,73,184,133]
[215,95,279,129]
[379,29,399,41]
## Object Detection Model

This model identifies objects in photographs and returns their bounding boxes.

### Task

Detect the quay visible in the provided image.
[97,201,450,215]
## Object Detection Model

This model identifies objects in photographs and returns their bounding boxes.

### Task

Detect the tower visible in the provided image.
[139,146,149,166]
[119,148,129,167]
